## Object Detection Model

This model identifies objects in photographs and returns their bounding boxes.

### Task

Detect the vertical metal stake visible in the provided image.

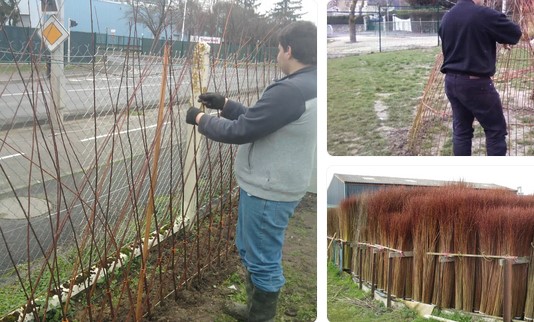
[387,254,393,308]
[358,246,363,290]
[502,258,512,322]
[67,18,71,63]
[339,241,344,273]
[436,258,443,310]
[371,251,377,298]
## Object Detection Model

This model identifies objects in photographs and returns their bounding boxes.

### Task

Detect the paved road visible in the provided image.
[327,31,439,58]
[0,60,272,129]
[0,69,187,129]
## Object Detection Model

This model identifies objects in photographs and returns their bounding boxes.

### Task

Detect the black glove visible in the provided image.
[198,92,226,110]
[186,107,202,125]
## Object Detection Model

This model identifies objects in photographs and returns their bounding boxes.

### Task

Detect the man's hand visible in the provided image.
[186,107,203,125]
[198,92,226,110]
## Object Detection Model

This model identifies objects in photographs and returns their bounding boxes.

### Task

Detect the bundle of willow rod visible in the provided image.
[389,211,413,299]
[338,196,360,271]
[470,189,525,312]
[349,194,369,275]
[366,187,423,291]
[327,207,340,262]
[525,237,534,320]
[451,188,479,312]
[477,206,534,317]
[503,208,534,318]
[434,186,458,308]
[334,182,534,318]
[410,189,441,304]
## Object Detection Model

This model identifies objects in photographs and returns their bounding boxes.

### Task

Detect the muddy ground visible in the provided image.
[149,193,317,322]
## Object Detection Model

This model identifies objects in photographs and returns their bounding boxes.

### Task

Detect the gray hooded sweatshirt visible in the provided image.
[197,66,317,202]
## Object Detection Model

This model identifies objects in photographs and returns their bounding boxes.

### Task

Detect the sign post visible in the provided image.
[40,0,66,132]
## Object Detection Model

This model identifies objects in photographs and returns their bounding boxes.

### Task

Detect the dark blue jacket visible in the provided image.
[439,0,522,77]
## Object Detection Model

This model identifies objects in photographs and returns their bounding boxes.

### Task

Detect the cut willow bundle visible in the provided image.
[327,207,339,240]
[367,187,423,291]
[434,187,458,308]
[452,188,480,312]
[350,194,369,275]
[389,211,413,299]
[503,208,534,318]
[410,188,441,304]
[453,188,533,313]
[353,193,374,284]
[525,237,534,320]
[339,196,360,271]
[509,190,534,319]
[470,189,534,313]
[327,207,340,262]
[478,207,534,317]
[478,207,505,316]
[377,212,391,290]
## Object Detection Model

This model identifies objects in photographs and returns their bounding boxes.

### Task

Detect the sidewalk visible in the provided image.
[328,31,439,58]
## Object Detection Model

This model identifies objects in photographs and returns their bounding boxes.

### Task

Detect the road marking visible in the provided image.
[0,153,24,161]
[80,122,169,142]
[1,83,174,97]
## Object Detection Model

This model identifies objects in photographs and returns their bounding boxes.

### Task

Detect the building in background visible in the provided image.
[16,0,146,38]
[327,174,516,207]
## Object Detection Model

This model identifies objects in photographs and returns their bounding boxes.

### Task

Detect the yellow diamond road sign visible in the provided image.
[40,15,69,52]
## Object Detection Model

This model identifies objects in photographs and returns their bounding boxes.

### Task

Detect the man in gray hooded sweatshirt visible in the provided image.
[185,20,317,321]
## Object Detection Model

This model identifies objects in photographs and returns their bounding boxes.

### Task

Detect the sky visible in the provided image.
[257,0,319,24]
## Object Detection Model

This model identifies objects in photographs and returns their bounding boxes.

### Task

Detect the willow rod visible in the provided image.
[135,42,171,322]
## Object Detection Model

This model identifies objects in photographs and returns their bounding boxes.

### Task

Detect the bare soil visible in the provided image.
[148,193,317,322]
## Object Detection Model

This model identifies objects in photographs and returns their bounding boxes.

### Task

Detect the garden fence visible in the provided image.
[0,33,279,321]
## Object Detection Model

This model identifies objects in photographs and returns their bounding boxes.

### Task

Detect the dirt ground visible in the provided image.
[149,193,317,322]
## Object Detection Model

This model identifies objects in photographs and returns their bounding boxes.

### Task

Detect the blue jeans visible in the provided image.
[235,188,301,292]
[444,74,507,156]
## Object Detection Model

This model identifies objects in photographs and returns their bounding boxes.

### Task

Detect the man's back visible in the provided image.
[439,0,522,77]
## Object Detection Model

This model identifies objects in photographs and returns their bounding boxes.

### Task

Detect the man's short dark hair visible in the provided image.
[278,21,317,66]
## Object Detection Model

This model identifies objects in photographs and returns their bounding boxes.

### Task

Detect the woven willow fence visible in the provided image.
[0,31,279,322]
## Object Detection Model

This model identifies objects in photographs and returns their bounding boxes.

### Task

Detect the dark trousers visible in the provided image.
[444,74,507,156]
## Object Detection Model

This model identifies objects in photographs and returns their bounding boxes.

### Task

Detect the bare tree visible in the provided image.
[127,0,178,40]
[0,0,20,26]
[349,0,364,43]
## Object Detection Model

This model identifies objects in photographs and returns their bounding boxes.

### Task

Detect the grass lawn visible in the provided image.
[327,47,440,156]
[327,262,433,322]
[327,262,492,322]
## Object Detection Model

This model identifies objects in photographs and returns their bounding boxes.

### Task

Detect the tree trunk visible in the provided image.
[349,0,357,43]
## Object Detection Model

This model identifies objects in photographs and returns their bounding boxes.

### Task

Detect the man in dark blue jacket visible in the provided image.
[186,21,316,321]
[439,0,522,156]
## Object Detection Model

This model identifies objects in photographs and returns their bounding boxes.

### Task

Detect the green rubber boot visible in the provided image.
[248,288,280,322]
[224,272,254,321]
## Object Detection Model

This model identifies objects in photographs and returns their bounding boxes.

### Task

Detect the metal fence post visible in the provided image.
[436,5,441,46]
[378,5,382,52]
[182,41,210,228]
[49,0,65,131]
